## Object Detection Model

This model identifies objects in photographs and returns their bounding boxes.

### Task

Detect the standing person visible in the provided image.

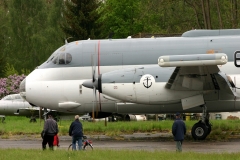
[172,113,186,152]
[69,115,83,150]
[42,114,59,150]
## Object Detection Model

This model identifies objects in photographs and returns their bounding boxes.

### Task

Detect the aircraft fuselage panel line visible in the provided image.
[210,74,220,90]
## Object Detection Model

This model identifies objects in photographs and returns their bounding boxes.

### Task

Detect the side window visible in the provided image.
[15,95,22,100]
[5,95,12,100]
[52,52,72,65]
[66,53,72,64]
[52,57,58,64]
[59,53,66,64]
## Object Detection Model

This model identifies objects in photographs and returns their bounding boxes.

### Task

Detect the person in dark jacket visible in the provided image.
[42,114,59,150]
[172,113,186,152]
[69,115,83,150]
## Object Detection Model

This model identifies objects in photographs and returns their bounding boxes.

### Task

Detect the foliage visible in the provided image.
[98,0,143,38]
[0,74,26,98]
[61,0,102,41]
[99,0,240,37]
[0,56,7,78]
[0,0,9,77]
[1,0,64,74]
[3,63,18,77]
[1,0,240,73]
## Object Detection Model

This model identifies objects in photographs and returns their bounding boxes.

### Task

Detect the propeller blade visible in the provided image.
[91,55,97,83]
[94,86,99,118]
[92,86,96,122]
[89,50,102,119]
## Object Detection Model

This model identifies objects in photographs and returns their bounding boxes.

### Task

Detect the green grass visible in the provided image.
[1,117,240,159]
[0,149,240,160]
[1,116,240,140]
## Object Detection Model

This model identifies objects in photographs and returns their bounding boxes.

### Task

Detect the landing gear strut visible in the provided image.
[191,104,212,140]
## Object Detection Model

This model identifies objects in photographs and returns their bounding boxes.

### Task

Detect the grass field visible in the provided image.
[0,148,240,160]
[1,116,240,140]
[1,116,240,160]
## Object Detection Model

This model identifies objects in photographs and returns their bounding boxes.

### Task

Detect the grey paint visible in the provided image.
[38,30,240,70]
[101,65,173,83]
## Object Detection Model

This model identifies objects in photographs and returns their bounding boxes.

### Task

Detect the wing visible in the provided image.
[158,53,238,109]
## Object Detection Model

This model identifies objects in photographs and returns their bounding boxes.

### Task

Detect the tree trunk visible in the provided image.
[231,0,237,28]
[185,1,202,29]
[215,0,223,29]
[205,0,211,29]
[201,0,207,28]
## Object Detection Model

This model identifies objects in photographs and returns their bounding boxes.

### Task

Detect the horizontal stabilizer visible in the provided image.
[158,53,227,67]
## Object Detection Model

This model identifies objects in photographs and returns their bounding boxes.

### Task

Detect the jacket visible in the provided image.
[69,119,83,137]
[43,118,58,136]
[172,118,186,141]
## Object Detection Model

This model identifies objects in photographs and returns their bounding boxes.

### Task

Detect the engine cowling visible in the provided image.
[96,66,202,105]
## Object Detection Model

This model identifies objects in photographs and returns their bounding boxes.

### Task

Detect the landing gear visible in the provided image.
[191,104,212,140]
[30,116,37,123]
[0,116,5,123]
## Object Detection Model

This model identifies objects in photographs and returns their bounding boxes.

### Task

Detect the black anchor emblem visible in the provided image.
[143,76,152,88]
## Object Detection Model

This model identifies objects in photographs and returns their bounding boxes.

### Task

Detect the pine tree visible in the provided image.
[61,0,102,41]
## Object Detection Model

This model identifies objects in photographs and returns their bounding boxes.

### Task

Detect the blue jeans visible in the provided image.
[72,136,82,150]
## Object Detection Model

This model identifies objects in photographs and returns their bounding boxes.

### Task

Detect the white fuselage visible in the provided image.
[22,32,240,114]
[0,94,38,116]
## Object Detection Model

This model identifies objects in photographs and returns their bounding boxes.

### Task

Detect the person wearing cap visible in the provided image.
[69,115,83,150]
[42,114,59,150]
[172,113,186,152]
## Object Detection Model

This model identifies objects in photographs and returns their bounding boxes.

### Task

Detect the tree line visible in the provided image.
[0,0,240,78]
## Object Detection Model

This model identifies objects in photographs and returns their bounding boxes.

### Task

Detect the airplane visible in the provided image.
[0,94,40,122]
[0,94,78,122]
[19,29,240,140]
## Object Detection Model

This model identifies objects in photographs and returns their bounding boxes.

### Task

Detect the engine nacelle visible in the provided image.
[98,66,203,105]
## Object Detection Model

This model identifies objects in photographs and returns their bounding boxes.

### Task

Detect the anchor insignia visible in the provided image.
[143,76,152,88]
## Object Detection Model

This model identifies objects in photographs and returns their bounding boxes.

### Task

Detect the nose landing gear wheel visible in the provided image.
[191,122,208,140]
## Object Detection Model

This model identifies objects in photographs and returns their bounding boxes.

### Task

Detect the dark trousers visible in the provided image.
[176,140,183,152]
[42,134,54,150]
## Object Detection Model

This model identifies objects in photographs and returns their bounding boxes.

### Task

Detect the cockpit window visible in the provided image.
[14,95,22,100]
[46,49,60,63]
[59,53,66,64]
[52,52,72,65]
[2,95,12,100]
[52,57,58,64]
[66,53,72,64]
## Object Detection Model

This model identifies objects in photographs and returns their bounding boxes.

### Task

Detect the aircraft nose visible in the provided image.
[19,78,26,99]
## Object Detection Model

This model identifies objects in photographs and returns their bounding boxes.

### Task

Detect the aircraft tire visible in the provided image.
[191,122,208,140]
